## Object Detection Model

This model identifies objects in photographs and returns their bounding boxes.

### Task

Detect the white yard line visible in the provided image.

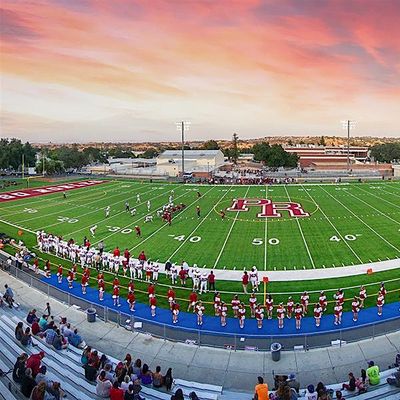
[378,187,400,199]
[0,219,36,234]
[354,185,400,210]
[213,186,251,269]
[129,186,217,253]
[284,185,316,268]
[320,185,400,253]
[300,184,363,264]
[264,185,268,271]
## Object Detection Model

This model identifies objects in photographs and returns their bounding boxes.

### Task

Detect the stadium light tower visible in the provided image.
[176,121,191,178]
[341,120,356,171]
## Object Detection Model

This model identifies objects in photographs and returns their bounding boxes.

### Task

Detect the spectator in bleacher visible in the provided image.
[30,380,47,400]
[53,328,68,350]
[189,392,199,400]
[164,367,173,391]
[38,315,49,331]
[26,351,45,377]
[110,381,124,400]
[69,328,85,348]
[152,365,163,388]
[99,354,111,370]
[253,376,269,400]
[341,372,356,392]
[20,368,36,398]
[13,353,28,383]
[304,384,317,400]
[27,309,38,324]
[354,369,367,394]
[274,383,298,400]
[123,383,139,400]
[366,361,380,385]
[81,346,92,365]
[335,391,344,400]
[286,373,300,394]
[89,350,101,369]
[35,366,49,385]
[32,319,41,336]
[171,388,184,400]
[42,326,57,346]
[46,381,65,400]
[83,360,98,382]
[61,321,73,338]
[102,363,114,382]
[139,363,153,385]
[387,370,400,387]
[131,359,142,377]
[21,327,35,347]
[96,370,113,397]
[121,375,131,392]
[3,283,15,308]
[15,321,24,341]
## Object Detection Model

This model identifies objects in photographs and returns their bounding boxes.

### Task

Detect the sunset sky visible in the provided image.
[1,0,399,143]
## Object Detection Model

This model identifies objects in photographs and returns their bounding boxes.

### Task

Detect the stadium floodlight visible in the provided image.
[175,121,191,178]
[341,120,356,171]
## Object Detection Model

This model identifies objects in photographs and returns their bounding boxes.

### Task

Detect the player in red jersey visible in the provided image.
[188,290,198,312]
[67,269,74,289]
[128,280,134,294]
[238,302,246,329]
[249,293,257,318]
[287,297,294,319]
[214,292,221,316]
[231,295,240,318]
[319,291,327,312]
[265,294,274,320]
[148,283,155,304]
[167,287,175,309]
[255,304,264,329]
[196,301,205,326]
[359,285,367,308]
[301,291,309,314]
[334,301,343,325]
[127,291,135,312]
[313,303,322,327]
[294,303,303,330]
[179,267,187,286]
[220,301,228,327]
[352,296,360,322]
[138,250,147,265]
[277,303,286,329]
[98,281,105,301]
[56,265,63,284]
[377,292,385,316]
[135,226,141,238]
[172,301,180,324]
[113,286,120,307]
[81,274,88,295]
[150,296,157,317]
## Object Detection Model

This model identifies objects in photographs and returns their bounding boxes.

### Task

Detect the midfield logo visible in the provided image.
[227,198,309,218]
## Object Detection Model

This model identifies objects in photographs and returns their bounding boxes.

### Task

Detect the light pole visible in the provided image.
[176,121,191,179]
[341,120,356,171]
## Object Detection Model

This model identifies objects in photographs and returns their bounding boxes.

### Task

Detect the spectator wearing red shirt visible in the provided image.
[208,271,216,291]
[26,351,45,377]
[179,267,187,286]
[242,271,249,294]
[109,381,124,400]
[138,251,146,264]
[113,247,120,258]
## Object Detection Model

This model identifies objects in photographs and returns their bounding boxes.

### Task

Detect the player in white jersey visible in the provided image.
[89,225,97,237]
[102,252,109,269]
[105,206,110,218]
[131,208,136,216]
[147,200,151,211]
[199,272,208,294]
[108,256,115,273]
[192,267,200,291]
[169,195,173,204]
[129,257,136,279]
[145,215,153,223]
[152,263,159,281]
[137,193,141,203]
[249,267,259,291]
[136,262,143,279]
[170,264,178,285]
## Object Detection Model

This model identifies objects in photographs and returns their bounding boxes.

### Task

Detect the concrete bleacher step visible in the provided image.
[172,378,222,400]
[0,379,19,400]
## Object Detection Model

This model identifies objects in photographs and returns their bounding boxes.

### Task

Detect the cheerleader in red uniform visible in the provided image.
[67,269,74,289]
[255,304,264,329]
[231,295,240,318]
[127,291,135,311]
[81,273,88,295]
[352,296,360,322]
[249,293,257,318]
[377,292,385,316]
[301,291,309,314]
[167,287,175,310]
[319,291,327,312]
[265,294,274,320]
[214,292,221,316]
[196,301,205,326]
[359,285,367,308]
[238,302,246,329]
[313,303,322,327]
[150,296,157,317]
[277,303,286,329]
[98,280,105,301]
[172,301,180,324]
[294,303,303,330]
[287,297,294,319]
[113,286,120,307]
[56,265,63,284]
[220,301,228,327]
[334,301,343,325]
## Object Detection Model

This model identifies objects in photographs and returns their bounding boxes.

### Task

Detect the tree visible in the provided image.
[370,143,400,163]
[231,133,239,164]
[250,142,299,168]
[0,138,37,170]
[142,148,159,159]
[201,140,220,150]
[35,158,64,175]
[83,147,107,164]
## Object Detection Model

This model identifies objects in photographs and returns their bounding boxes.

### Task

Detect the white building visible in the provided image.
[156,150,225,177]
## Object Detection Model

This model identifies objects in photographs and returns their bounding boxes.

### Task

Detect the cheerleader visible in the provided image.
[238,302,246,329]
[214,292,221,316]
[231,295,240,318]
[334,301,343,325]
[33,258,39,274]
[56,265,63,284]
[112,276,120,289]
[84,266,90,279]
[196,301,205,326]
[301,291,309,314]
[98,281,105,301]
[113,286,120,307]
[220,301,228,327]
[72,264,77,280]
[97,271,104,285]
[277,303,285,329]
[188,290,198,312]
[255,304,264,329]
[150,296,157,317]
[81,273,88,295]
[172,301,180,324]
[377,292,385,316]
[352,296,360,322]
[313,303,322,327]
[359,285,367,308]
[67,269,74,289]
[44,260,51,279]
[265,294,273,320]
[319,291,327,312]
[167,287,175,310]
[294,303,302,330]
[379,282,387,298]
[127,291,135,311]
[128,280,135,294]
[249,293,257,318]
[334,289,344,306]
[148,283,155,305]
[287,297,294,319]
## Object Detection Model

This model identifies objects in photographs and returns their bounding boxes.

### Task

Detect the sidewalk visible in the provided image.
[1,268,399,393]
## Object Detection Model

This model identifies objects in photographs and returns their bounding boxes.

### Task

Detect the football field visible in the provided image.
[1,178,400,271]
